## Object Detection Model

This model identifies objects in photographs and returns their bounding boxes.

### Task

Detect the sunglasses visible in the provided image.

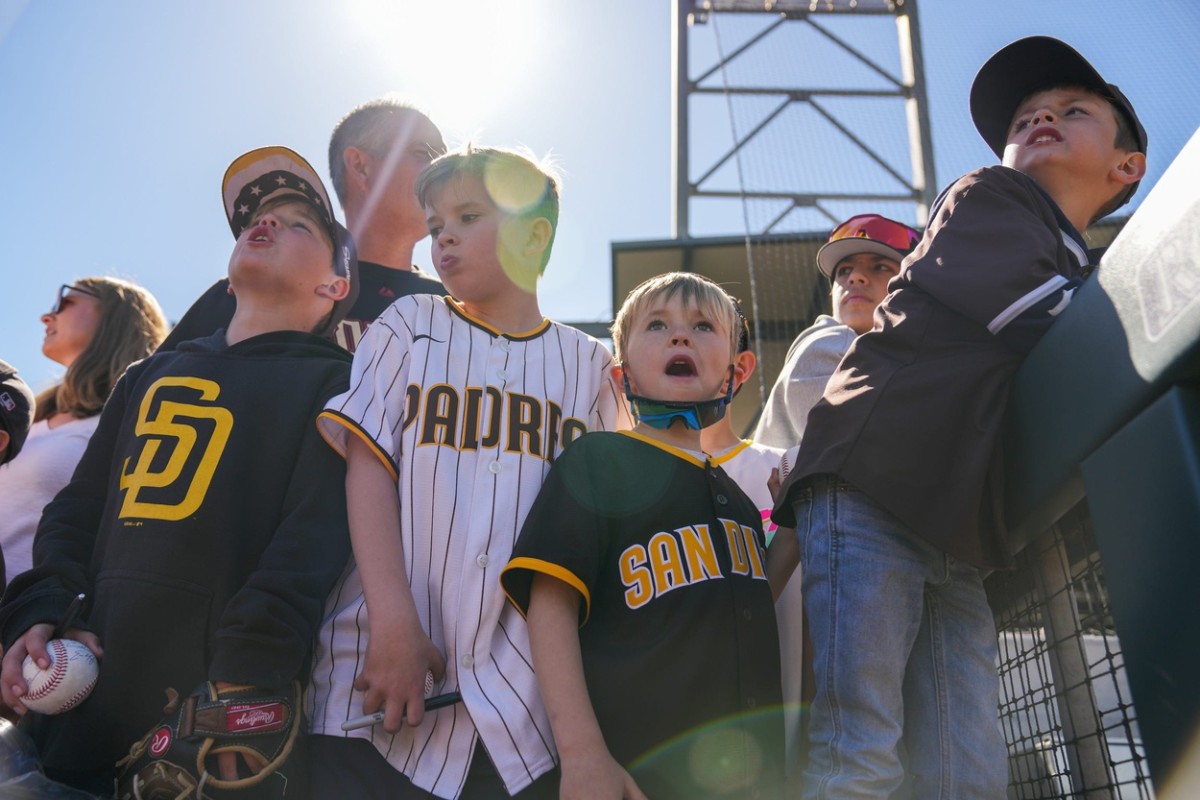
[50,283,101,315]
[828,214,921,254]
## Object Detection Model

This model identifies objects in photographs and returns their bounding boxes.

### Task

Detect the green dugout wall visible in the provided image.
[1003,126,1200,793]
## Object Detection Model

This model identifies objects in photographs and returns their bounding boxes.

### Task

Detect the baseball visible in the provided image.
[21,638,99,715]
[779,445,800,481]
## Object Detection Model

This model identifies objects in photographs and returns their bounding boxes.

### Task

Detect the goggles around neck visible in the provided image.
[621,366,734,431]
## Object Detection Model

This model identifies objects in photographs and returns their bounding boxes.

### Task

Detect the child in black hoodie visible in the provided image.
[0,146,359,797]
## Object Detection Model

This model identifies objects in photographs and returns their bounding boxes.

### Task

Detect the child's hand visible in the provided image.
[767,467,782,504]
[0,623,103,714]
[559,750,648,800]
[769,446,799,504]
[354,618,446,733]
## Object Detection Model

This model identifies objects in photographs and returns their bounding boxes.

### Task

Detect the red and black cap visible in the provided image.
[970,37,1147,210]
[816,214,922,279]
[222,146,359,336]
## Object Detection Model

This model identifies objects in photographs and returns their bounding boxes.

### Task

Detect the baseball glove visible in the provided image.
[114,681,303,800]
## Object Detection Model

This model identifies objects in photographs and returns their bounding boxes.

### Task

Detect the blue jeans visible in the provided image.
[795,476,1008,799]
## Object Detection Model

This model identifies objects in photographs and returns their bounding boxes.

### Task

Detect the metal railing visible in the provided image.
[988,503,1153,798]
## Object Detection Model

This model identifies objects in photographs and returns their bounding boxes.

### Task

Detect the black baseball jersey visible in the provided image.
[0,330,352,781]
[158,261,445,353]
[775,166,1093,569]
[502,430,784,800]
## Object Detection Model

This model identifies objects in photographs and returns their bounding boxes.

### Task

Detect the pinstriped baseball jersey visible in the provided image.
[309,293,628,799]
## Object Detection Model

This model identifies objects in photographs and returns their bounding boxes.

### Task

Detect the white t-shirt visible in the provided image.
[0,415,100,584]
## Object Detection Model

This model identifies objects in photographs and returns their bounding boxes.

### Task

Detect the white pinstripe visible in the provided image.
[309,294,627,798]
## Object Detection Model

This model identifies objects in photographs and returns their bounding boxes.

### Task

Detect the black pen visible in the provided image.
[50,593,86,640]
[340,691,463,731]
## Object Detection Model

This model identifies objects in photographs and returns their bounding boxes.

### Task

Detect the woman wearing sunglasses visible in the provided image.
[0,279,167,587]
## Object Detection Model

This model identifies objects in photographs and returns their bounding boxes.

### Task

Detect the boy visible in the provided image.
[0,359,35,587]
[752,214,920,779]
[161,99,446,353]
[307,146,628,799]
[503,272,784,800]
[754,213,921,449]
[0,146,358,796]
[0,359,34,468]
[773,37,1147,798]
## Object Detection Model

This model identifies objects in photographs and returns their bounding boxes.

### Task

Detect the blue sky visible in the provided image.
[2,0,1198,390]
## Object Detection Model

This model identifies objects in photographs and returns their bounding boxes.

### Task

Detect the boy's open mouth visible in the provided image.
[665,356,697,377]
[1027,126,1063,146]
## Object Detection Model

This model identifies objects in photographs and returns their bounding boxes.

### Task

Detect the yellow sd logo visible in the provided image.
[119,377,233,521]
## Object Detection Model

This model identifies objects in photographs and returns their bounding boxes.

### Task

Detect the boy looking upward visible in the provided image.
[0,146,357,795]
[503,272,784,800]
[308,146,628,799]
[773,37,1146,798]
[161,99,446,353]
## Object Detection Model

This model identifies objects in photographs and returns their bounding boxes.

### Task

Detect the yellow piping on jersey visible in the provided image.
[707,439,751,467]
[316,409,400,482]
[617,430,707,468]
[445,298,551,340]
[501,558,592,626]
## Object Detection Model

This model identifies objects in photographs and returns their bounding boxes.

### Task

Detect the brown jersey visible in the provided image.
[775,166,1092,569]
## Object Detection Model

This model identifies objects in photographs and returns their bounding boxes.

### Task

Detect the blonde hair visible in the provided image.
[35,277,169,421]
[611,272,741,363]
[415,144,561,272]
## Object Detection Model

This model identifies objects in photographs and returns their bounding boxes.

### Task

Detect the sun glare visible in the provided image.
[344,0,543,138]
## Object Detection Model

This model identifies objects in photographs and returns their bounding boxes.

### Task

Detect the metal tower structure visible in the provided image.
[671,0,937,238]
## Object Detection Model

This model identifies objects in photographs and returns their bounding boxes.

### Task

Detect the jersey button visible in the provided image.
[742,608,752,621]
[499,339,512,352]
[497,369,509,381]
[716,494,728,505]
[476,553,490,568]
[488,461,502,474]
[461,655,475,669]
[745,695,757,709]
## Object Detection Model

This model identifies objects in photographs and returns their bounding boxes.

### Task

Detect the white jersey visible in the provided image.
[309,294,627,799]
[711,439,805,776]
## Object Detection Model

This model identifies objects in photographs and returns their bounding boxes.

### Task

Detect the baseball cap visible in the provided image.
[0,359,35,464]
[970,37,1147,210]
[816,214,922,279]
[222,146,359,337]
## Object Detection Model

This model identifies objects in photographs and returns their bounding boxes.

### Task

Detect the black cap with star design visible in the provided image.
[221,146,359,336]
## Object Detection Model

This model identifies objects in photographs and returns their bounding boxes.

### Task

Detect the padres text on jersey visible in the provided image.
[309,294,627,798]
